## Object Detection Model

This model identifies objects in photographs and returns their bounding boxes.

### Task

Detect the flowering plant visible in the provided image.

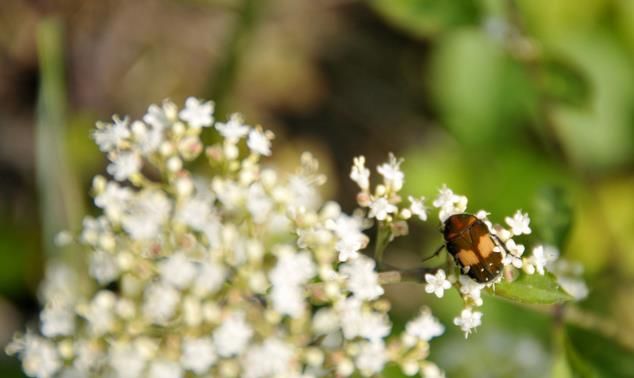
[7,98,586,378]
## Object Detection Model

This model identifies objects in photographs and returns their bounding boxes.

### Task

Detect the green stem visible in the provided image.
[36,18,83,263]
[206,0,264,117]
[374,222,392,269]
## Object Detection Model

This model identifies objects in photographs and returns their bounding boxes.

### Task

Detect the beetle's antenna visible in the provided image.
[422,244,445,262]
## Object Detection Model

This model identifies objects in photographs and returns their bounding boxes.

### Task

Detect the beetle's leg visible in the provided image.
[491,234,511,255]
[422,244,445,262]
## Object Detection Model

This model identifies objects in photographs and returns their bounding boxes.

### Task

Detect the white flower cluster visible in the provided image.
[8,98,446,378]
[350,167,584,338]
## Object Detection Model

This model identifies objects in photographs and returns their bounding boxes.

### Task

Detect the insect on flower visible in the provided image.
[442,213,504,283]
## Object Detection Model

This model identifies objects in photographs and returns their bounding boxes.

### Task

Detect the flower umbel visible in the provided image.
[7,98,583,378]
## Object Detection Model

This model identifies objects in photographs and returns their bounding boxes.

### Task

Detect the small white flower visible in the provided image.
[121,190,172,240]
[355,341,387,377]
[83,290,117,335]
[143,283,180,325]
[40,303,75,337]
[179,97,214,128]
[557,276,589,300]
[181,337,216,374]
[242,338,294,378]
[458,275,485,306]
[94,181,132,221]
[359,312,391,341]
[109,344,146,378]
[144,101,177,129]
[270,283,306,318]
[421,363,446,378]
[107,151,141,181]
[215,113,250,140]
[93,116,130,152]
[453,308,482,338]
[350,156,370,190]
[433,185,468,222]
[131,120,163,155]
[159,253,197,289]
[503,239,525,268]
[246,183,273,223]
[527,245,548,275]
[7,333,62,378]
[192,262,226,297]
[270,250,316,287]
[377,154,404,191]
[409,195,428,221]
[404,308,444,345]
[505,210,531,235]
[89,250,119,285]
[340,256,384,300]
[368,197,397,221]
[148,360,183,378]
[247,128,272,156]
[326,214,369,261]
[425,269,452,298]
[213,312,253,357]
[176,197,212,231]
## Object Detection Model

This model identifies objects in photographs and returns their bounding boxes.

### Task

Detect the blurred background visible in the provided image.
[0,0,633,376]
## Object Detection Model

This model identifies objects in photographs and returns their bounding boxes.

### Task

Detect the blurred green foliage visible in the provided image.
[0,0,633,376]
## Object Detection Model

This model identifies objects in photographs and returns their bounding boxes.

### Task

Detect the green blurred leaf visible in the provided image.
[429,29,536,147]
[567,325,634,378]
[550,33,634,171]
[370,0,479,38]
[492,272,573,304]
[532,186,573,250]
[541,58,592,108]
[563,333,600,378]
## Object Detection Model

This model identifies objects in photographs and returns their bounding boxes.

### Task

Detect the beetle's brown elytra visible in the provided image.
[443,213,503,283]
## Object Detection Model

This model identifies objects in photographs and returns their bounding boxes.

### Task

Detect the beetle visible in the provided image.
[428,213,504,283]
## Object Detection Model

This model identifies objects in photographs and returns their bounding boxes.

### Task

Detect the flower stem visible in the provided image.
[374,222,392,269]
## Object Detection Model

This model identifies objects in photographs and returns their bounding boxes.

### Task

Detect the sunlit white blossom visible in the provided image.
[433,185,468,222]
[453,308,482,338]
[340,256,384,301]
[350,156,370,190]
[107,151,141,181]
[179,97,214,128]
[148,360,183,378]
[502,239,525,269]
[121,190,171,240]
[355,341,387,377]
[93,117,130,152]
[109,344,146,378]
[242,338,294,378]
[247,129,272,156]
[425,269,452,298]
[505,210,531,235]
[213,312,253,357]
[94,181,132,221]
[8,333,62,378]
[40,303,75,337]
[377,154,404,191]
[143,283,180,325]
[409,195,428,221]
[368,197,397,221]
[459,275,485,306]
[159,253,197,289]
[181,338,216,374]
[215,113,250,140]
[404,308,444,345]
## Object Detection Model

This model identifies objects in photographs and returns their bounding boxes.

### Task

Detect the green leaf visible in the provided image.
[541,57,592,108]
[533,186,574,250]
[370,0,479,39]
[491,272,573,304]
[566,325,634,378]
